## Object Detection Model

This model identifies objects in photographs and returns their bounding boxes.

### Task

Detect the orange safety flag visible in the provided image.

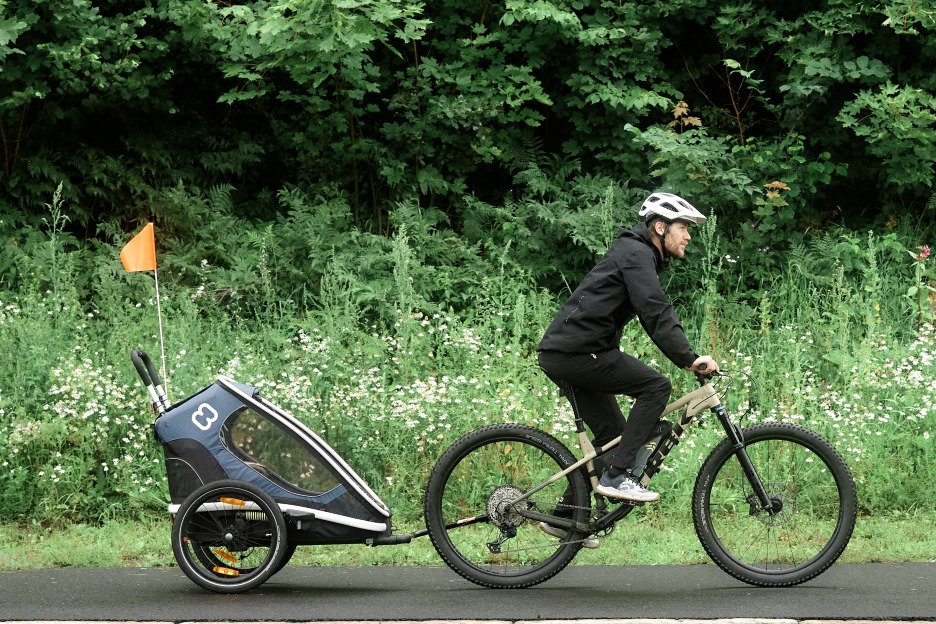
[120,223,157,272]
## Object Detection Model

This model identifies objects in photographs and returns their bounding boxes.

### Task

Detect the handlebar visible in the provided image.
[694,362,721,386]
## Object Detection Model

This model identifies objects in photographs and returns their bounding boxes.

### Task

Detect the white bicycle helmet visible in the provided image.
[639,192,707,225]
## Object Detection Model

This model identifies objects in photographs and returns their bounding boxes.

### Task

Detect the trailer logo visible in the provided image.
[192,403,219,431]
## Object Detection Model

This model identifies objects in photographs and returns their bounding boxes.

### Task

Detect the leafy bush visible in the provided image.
[2,0,935,261]
[838,83,936,192]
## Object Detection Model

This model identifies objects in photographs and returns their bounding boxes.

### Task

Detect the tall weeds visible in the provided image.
[0,191,933,526]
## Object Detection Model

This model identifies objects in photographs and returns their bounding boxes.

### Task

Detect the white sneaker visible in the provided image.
[596,470,660,502]
[538,521,599,549]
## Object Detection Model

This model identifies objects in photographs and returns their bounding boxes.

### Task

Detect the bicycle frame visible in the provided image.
[509,375,775,535]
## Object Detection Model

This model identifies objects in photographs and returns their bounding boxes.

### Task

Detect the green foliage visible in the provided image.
[1,188,934,526]
[0,0,174,210]
[3,0,935,254]
[838,83,936,192]
[1,1,936,532]
[881,0,936,36]
[461,169,639,289]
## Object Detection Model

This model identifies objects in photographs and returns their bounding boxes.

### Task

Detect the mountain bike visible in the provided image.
[423,369,857,589]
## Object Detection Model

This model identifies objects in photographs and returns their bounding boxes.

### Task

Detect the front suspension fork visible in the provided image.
[715,406,776,513]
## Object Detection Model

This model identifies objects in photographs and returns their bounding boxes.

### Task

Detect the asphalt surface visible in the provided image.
[0,563,933,621]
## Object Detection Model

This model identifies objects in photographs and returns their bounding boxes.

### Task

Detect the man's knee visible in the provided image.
[644,375,671,402]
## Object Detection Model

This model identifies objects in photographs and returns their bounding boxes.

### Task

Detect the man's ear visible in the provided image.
[654,221,666,236]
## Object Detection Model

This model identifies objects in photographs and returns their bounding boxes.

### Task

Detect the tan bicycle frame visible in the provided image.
[517,382,722,502]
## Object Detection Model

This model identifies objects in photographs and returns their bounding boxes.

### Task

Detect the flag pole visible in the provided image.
[120,221,168,400]
[153,268,169,399]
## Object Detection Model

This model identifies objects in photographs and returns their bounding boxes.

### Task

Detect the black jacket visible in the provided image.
[537,222,698,369]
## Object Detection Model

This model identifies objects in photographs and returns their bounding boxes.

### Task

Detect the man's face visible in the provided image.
[656,220,692,258]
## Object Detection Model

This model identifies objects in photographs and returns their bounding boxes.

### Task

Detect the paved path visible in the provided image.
[1,563,933,621]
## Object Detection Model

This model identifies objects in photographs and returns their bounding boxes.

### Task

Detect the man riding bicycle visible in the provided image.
[537,192,719,543]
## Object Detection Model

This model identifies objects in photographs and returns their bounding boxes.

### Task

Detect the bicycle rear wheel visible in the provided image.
[424,424,590,588]
[693,422,856,587]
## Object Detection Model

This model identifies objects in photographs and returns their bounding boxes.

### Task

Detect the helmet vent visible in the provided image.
[638,191,706,225]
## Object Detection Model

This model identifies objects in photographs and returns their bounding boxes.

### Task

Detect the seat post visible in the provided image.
[559,381,588,434]
[560,381,600,491]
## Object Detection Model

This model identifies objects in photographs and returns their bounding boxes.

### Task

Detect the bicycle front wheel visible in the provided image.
[693,422,857,587]
[424,424,590,588]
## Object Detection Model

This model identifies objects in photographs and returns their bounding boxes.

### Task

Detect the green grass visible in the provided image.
[2,509,934,570]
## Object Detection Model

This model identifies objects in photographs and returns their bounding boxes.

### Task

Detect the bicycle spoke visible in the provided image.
[426,424,590,587]
[698,425,852,582]
[178,491,279,581]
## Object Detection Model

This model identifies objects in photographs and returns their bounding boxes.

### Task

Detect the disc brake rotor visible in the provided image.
[749,483,796,527]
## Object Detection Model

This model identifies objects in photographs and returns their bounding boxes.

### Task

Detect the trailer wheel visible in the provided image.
[172,479,287,593]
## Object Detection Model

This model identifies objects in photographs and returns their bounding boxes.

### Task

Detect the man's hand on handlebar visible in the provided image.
[688,355,720,375]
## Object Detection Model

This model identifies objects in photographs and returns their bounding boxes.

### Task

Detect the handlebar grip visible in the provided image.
[143,353,162,388]
[693,362,720,386]
[131,349,163,388]
[131,349,169,412]
[695,362,720,376]
[130,349,151,385]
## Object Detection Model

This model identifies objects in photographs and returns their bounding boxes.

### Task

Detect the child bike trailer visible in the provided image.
[132,350,405,593]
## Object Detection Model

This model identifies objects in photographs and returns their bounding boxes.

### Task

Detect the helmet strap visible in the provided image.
[648,219,672,260]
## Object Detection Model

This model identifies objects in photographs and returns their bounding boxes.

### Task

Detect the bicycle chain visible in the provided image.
[486,510,612,552]
[492,530,600,554]
[487,499,610,553]
[525,501,610,549]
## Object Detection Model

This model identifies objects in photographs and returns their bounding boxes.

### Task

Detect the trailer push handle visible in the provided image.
[131,349,170,414]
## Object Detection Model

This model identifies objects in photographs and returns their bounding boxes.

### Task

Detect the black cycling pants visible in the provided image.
[538,349,672,471]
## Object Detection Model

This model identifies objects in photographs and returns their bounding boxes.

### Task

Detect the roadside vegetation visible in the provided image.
[0,201,933,568]
[3,509,935,569]
[1,1,934,569]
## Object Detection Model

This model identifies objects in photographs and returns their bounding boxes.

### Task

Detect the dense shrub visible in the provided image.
[1,1,934,270]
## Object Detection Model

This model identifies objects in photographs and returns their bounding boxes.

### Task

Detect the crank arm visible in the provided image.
[593,502,637,531]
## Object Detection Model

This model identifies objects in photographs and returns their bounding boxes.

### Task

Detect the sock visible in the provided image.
[607,464,625,479]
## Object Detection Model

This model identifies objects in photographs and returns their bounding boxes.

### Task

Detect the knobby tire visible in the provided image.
[424,424,590,588]
[171,479,288,593]
[692,422,857,587]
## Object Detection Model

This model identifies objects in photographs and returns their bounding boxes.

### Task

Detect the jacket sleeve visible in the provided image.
[620,254,698,369]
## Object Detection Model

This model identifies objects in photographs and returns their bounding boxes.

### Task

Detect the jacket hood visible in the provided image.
[619,222,665,269]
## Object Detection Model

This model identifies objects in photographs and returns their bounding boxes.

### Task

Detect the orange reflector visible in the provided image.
[213,566,240,577]
[213,548,238,564]
[220,497,247,507]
